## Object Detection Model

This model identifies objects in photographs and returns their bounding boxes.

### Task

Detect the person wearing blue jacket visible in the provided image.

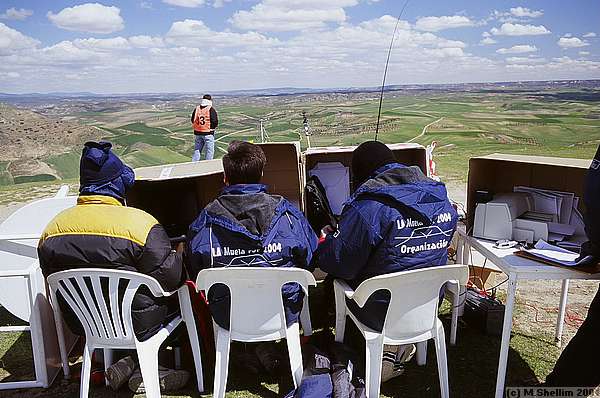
[317,141,458,380]
[545,144,600,388]
[188,141,318,330]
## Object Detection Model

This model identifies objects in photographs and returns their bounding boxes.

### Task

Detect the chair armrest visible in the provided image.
[333,279,355,300]
[0,233,41,241]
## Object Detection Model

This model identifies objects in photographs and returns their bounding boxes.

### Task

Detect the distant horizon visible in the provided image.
[1,78,598,97]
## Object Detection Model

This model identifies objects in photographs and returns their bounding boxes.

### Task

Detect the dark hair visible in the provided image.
[223,141,266,185]
[203,94,212,100]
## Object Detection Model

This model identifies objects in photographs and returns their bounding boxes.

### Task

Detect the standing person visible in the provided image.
[545,144,600,388]
[187,140,318,331]
[191,94,218,161]
[38,141,189,393]
[316,140,458,382]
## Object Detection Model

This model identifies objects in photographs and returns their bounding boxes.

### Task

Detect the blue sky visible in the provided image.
[0,0,598,93]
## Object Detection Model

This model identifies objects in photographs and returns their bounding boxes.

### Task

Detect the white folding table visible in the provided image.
[455,229,600,398]
[0,188,78,389]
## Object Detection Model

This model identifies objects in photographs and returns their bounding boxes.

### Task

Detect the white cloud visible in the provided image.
[230,0,358,32]
[558,37,589,49]
[491,23,550,36]
[0,71,20,79]
[583,32,596,38]
[140,1,153,9]
[505,56,546,64]
[166,19,278,47]
[73,37,131,51]
[129,35,165,48]
[0,23,39,55]
[579,51,590,56]
[414,15,474,32]
[0,7,33,20]
[480,37,497,45]
[213,0,232,7]
[162,0,205,7]
[47,3,124,34]
[509,7,543,18]
[496,45,538,54]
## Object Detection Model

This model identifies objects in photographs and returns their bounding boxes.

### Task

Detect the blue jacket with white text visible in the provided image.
[317,163,458,331]
[188,184,318,330]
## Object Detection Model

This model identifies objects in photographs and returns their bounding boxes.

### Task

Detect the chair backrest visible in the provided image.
[0,196,76,237]
[352,264,468,340]
[196,267,316,339]
[47,268,168,348]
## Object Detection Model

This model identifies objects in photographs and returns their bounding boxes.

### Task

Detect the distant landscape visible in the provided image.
[1,79,600,204]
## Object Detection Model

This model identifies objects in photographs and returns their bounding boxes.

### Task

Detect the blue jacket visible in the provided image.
[317,163,457,331]
[188,184,318,329]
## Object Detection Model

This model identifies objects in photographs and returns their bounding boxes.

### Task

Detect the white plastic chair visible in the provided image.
[47,269,204,398]
[334,264,469,398]
[193,267,316,398]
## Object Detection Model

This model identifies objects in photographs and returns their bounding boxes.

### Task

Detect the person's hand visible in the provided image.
[320,225,335,239]
[176,242,185,253]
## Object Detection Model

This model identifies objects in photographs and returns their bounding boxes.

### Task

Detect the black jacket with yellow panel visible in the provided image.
[38,195,185,340]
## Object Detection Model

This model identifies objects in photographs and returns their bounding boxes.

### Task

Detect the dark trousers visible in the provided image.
[546,285,600,387]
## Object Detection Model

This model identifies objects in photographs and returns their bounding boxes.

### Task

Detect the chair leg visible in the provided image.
[136,343,161,398]
[434,322,450,398]
[179,287,204,392]
[300,295,313,336]
[285,322,304,388]
[364,335,384,398]
[416,341,427,366]
[333,284,347,343]
[213,326,231,398]
[103,349,113,387]
[80,344,93,398]
[450,287,460,346]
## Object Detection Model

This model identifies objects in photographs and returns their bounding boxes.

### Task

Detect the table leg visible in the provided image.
[555,279,570,347]
[495,274,517,398]
[462,240,471,265]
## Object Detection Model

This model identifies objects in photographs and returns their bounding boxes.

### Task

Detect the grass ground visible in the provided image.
[0,277,588,398]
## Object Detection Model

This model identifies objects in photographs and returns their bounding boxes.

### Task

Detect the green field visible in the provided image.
[1,88,600,190]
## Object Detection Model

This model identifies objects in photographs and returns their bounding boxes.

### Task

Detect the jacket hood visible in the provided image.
[352,163,449,225]
[204,184,287,238]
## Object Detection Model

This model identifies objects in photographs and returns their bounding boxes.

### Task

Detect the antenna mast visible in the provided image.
[374,0,410,141]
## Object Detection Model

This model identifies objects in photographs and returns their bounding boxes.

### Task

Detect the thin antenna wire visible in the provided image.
[374,0,410,141]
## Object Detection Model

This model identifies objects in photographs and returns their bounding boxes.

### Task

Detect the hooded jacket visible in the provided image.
[317,163,458,331]
[188,184,318,329]
[38,195,184,340]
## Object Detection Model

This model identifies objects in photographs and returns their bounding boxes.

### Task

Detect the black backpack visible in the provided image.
[304,175,338,235]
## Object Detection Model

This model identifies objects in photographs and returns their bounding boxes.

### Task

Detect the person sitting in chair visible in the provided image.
[187,140,318,330]
[38,141,188,392]
[316,140,458,381]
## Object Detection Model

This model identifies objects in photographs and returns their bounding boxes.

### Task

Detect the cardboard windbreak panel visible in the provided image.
[257,142,303,209]
[303,143,427,188]
[466,153,591,231]
[128,161,225,238]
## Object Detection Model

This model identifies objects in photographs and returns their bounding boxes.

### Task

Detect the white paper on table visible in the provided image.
[527,239,580,266]
[308,162,350,215]
[547,222,576,236]
[570,207,586,236]
[548,233,566,242]
[514,186,574,223]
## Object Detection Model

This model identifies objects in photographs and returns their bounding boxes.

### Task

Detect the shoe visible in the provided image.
[396,344,417,364]
[255,342,283,376]
[381,350,404,383]
[128,366,190,394]
[105,356,135,391]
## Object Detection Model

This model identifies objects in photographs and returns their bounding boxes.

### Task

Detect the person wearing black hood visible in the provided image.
[545,144,600,388]
[38,141,188,392]
[316,141,458,384]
